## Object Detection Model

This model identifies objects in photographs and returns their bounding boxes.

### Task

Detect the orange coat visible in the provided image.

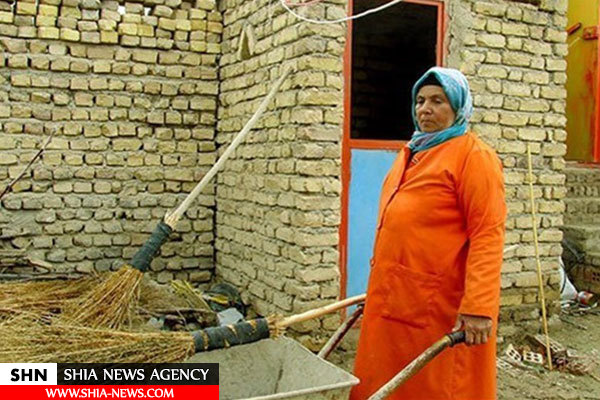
[351,132,506,400]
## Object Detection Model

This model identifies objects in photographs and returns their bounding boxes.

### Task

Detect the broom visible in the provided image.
[0,272,202,322]
[0,275,100,317]
[0,313,195,363]
[0,294,365,363]
[63,66,294,329]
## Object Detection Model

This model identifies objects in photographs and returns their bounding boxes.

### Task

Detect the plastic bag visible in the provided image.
[559,257,578,301]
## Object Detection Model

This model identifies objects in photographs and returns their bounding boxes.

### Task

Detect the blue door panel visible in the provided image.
[347,149,399,298]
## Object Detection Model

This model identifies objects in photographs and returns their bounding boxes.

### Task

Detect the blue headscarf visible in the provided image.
[407,67,473,153]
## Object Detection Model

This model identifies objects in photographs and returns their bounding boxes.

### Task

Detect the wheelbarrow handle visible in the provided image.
[367,331,466,400]
[318,304,364,359]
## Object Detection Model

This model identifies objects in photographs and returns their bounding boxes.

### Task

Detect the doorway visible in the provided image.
[341,0,445,299]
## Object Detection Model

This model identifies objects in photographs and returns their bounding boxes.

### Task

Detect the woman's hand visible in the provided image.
[452,314,492,346]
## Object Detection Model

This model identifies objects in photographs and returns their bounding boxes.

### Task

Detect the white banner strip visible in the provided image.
[0,363,57,385]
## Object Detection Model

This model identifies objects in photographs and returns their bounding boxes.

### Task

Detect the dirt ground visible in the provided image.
[498,311,600,400]
[328,310,600,399]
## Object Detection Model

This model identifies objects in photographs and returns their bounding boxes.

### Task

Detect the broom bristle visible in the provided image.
[170,280,212,310]
[62,265,143,330]
[267,315,286,338]
[0,277,99,317]
[0,314,195,363]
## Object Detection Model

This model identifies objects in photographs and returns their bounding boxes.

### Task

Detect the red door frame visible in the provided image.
[339,0,446,300]
[595,0,600,161]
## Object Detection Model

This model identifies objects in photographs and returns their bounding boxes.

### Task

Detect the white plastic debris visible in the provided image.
[217,307,244,326]
[559,257,578,301]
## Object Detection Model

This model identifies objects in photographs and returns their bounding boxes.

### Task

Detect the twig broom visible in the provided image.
[0,276,99,317]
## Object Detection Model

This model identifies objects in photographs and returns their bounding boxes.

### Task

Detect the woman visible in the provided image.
[350,67,506,400]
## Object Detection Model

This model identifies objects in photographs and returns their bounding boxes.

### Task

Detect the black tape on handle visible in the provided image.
[130,220,173,272]
[447,331,466,347]
[191,318,271,352]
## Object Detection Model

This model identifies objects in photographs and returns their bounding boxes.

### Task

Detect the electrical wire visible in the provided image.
[279,0,404,24]
[284,0,325,6]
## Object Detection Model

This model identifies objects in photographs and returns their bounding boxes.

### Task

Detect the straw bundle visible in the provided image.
[0,314,195,363]
[0,276,99,316]
[139,278,193,311]
[170,280,212,310]
[133,278,218,331]
[61,265,143,329]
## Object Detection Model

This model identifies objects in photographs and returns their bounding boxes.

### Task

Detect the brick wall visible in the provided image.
[564,163,600,225]
[0,0,222,283]
[215,0,346,349]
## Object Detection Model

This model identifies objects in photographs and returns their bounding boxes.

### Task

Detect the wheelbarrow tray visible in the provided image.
[186,337,359,400]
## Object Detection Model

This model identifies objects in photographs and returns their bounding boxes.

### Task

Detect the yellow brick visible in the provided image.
[207,21,222,33]
[36,16,57,26]
[190,20,206,31]
[120,35,140,46]
[190,41,206,52]
[39,4,58,16]
[118,23,138,35]
[98,20,117,31]
[38,27,60,39]
[500,294,523,306]
[60,6,81,18]
[17,2,37,15]
[176,20,191,31]
[0,11,13,23]
[196,0,215,10]
[206,43,220,53]
[138,24,154,37]
[189,9,206,19]
[122,14,141,24]
[100,31,118,43]
[60,28,80,41]
[93,60,111,73]
[174,10,188,19]
[158,18,176,31]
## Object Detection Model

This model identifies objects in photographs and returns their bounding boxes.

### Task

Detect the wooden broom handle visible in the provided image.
[277,294,366,328]
[167,66,293,224]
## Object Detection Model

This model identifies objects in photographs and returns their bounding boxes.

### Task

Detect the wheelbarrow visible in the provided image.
[187,336,358,400]
[186,303,466,400]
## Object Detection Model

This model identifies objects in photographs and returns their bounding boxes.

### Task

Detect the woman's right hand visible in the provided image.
[452,313,492,346]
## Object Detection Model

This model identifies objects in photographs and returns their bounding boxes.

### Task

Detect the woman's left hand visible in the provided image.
[452,314,492,346]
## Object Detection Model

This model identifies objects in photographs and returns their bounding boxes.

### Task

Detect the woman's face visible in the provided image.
[415,85,456,133]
